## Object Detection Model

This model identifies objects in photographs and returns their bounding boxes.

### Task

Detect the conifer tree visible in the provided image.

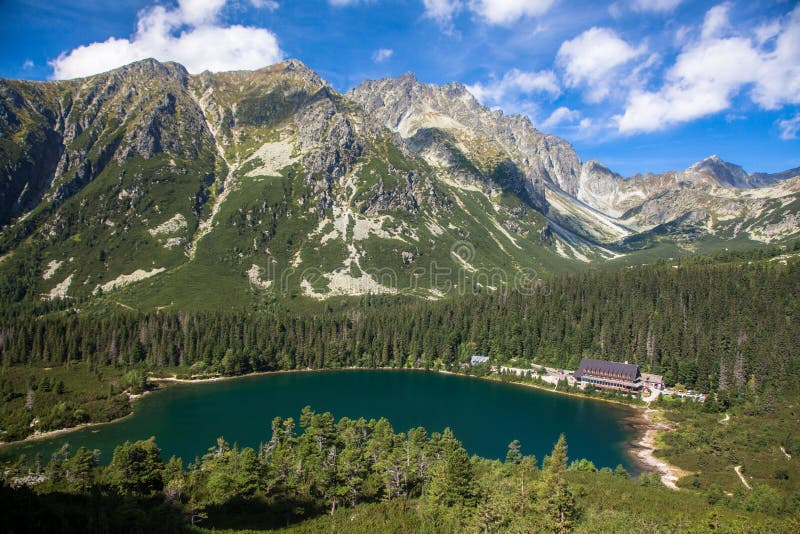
[538,434,577,533]
[426,428,475,507]
[106,437,164,496]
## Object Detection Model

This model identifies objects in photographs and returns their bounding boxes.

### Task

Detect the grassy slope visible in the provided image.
[657,395,800,495]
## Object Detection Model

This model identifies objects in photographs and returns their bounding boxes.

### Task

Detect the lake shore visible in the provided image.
[0,381,180,448]
[452,371,688,486]
[456,370,644,408]
[170,368,686,487]
[149,367,324,384]
[625,408,689,490]
[0,368,399,448]
[1,367,687,490]
[158,366,648,411]
[0,396,142,448]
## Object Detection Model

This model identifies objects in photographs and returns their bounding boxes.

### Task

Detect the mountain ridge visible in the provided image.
[1,58,798,309]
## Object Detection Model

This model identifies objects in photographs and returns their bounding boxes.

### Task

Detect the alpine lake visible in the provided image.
[0,370,642,472]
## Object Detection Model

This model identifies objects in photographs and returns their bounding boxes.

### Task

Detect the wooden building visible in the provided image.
[572,358,642,393]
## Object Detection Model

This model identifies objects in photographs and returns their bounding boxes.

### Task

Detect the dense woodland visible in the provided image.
[2,409,797,533]
[0,245,797,444]
[2,245,799,394]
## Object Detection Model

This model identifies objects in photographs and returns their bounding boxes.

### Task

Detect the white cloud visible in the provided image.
[250,0,279,9]
[751,7,800,109]
[616,4,800,133]
[578,117,595,131]
[467,69,559,102]
[632,0,682,13]
[468,0,554,25]
[372,48,394,63]
[423,0,552,30]
[777,113,800,140]
[754,20,781,45]
[701,2,731,40]
[539,108,606,139]
[22,59,34,70]
[556,27,646,103]
[725,113,746,123]
[466,69,559,117]
[423,0,463,27]
[176,0,227,25]
[541,106,581,129]
[608,2,623,19]
[49,0,284,79]
[674,25,691,46]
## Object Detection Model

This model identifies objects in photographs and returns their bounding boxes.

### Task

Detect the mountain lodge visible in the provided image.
[572,358,643,393]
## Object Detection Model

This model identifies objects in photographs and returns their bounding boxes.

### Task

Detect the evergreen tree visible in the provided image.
[106,437,164,496]
[426,428,475,507]
[505,439,522,465]
[201,440,259,504]
[538,434,577,533]
[63,446,98,493]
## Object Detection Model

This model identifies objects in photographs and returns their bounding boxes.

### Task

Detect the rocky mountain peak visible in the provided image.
[100,58,189,85]
[582,159,613,173]
[348,72,582,204]
[396,71,419,85]
[750,166,800,186]
[688,155,752,188]
[273,58,328,88]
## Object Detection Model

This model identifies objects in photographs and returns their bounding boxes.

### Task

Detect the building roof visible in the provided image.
[470,355,490,364]
[573,358,640,382]
[642,373,664,385]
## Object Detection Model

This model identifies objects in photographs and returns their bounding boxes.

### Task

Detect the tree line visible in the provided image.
[2,248,799,397]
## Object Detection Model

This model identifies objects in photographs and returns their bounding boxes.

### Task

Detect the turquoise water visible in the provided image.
[0,370,640,471]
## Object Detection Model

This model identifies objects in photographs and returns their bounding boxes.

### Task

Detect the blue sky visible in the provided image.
[1,0,798,176]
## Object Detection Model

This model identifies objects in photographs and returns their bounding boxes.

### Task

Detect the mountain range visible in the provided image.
[1,58,798,309]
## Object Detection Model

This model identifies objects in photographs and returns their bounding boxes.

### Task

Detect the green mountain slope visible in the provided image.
[1,59,798,311]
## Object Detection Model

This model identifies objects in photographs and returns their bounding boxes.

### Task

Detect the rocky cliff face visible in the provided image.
[348,74,800,248]
[192,61,437,217]
[0,58,798,307]
[348,73,586,210]
[0,59,216,227]
[0,79,63,226]
[688,156,753,189]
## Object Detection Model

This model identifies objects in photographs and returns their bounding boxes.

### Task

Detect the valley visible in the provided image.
[1,57,799,532]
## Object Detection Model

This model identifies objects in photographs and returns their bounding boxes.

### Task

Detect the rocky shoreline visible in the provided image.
[625,408,688,490]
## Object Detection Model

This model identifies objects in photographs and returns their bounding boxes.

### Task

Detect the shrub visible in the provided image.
[742,484,785,515]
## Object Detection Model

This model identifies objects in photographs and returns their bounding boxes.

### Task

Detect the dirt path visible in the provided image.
[734,465,752,490]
